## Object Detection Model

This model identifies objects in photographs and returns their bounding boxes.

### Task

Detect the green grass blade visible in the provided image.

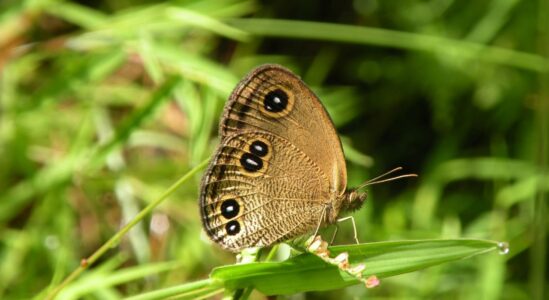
[211,239,501,295]
[167,7,249,41]
[88,76,182,168]
[44,2,108,28]
[124,279,222,300]
[227,18,549,72]
[58,261,183,300]
[152,44,238,95]
[42,159,210,300]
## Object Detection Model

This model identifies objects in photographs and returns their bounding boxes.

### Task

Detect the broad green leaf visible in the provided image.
[212,239,501,295]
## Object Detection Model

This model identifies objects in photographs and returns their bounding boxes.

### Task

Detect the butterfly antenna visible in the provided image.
[356,167,417,190]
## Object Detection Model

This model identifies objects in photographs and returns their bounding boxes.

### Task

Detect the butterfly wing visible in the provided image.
[200,64,347,252]
[219,64,347,192]
[200,131,329,251]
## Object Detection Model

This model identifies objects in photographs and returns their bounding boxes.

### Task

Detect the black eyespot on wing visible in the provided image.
[221,199,240,219]
[264,89,288,113]
[250,140,269,157]
[226,220,241,235]
[240,153,263,172]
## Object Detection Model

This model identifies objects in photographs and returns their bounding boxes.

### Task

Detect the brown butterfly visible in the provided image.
[199,64,414,252]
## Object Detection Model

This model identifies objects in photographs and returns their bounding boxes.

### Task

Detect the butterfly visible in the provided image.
[199,64,414,252]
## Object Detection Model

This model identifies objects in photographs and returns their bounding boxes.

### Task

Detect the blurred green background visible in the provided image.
[0,0,547,299]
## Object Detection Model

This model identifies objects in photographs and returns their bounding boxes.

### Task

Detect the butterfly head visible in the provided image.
[342,189,367,212]
[339,168,418,214]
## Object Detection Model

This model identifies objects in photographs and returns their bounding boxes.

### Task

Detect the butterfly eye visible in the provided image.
[240,153,263,172]
[250,140,269,157]
[220,199,240,219]
[225,220,241,235]
[263,89,288,113]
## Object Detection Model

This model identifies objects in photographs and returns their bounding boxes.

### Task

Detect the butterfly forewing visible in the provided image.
[220,65,347,193]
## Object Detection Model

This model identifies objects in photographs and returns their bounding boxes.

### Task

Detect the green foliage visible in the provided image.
[212,239,502,295]
[0,0,546,299]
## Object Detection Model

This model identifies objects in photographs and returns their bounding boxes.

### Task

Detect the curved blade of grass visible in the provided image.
[44,1,108,28]
[227,18,549,73]
[496,174,549,207]
[153,44,238,95]
[58,261,184,300]
[41,158,209,300]
[211,239,501,295]
[125,278,222,300]
[167,7,249,41]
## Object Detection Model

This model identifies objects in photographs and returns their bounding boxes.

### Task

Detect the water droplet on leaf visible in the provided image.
[498,242,509,255]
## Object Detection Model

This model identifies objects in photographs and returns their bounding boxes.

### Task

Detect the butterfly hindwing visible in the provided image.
[200,131,328,251]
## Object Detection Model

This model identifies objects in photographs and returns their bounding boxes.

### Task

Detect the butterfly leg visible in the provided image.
[310,205,328,245]
[336,216,360,244]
